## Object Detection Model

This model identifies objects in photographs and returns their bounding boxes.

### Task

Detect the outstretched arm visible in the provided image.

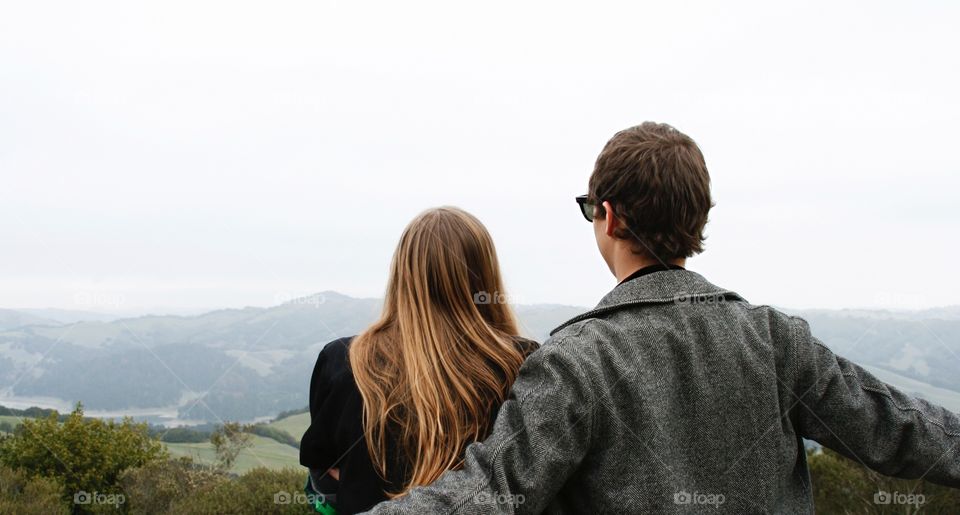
[365,338,596,514]
[790,318,960,486]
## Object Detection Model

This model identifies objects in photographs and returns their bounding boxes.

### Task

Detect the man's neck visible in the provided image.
[614,257,687,283]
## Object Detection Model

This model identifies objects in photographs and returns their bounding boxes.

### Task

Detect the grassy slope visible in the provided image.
[266,412,310,441]
[165,434,301,474]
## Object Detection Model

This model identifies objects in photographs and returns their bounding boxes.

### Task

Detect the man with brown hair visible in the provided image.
[365,122,960,514]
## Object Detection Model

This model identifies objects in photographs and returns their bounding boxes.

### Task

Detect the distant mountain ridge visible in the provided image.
[0,292,584,423]
[0,294,957,424]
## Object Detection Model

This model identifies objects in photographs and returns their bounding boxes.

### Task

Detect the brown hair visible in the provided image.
[588,121,713,260]
[348,207,526,497]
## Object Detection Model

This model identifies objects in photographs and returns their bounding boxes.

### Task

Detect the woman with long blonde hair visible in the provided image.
[299,207,538,514]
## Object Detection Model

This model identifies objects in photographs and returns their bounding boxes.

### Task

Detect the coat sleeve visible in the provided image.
[300,339,350,495]
[790,317,960,486]
[362,337,596,514]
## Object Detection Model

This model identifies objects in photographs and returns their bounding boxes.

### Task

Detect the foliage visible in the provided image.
[168,466,312,515]
[0,403,166,510]
[149,425,214,444]
[273,407,309,422]
[210,422,253,472]
[0,405,63,420]
[808,448,960,514]
[0,464,69,514]
[118,456,227,515]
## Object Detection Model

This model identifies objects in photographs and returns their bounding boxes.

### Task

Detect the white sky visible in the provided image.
[1,1,958,313]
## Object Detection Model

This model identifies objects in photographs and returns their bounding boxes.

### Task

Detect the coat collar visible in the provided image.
[550,269,745,336]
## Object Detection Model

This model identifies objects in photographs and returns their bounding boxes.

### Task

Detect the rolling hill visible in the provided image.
[1,293,958,425]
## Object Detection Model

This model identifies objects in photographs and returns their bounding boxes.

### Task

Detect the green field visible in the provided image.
[165,434,302,474]
[0,415,26,432]
[267,412,310,441]
[163,410,310,474]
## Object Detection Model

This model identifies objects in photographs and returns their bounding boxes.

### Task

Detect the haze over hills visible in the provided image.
[0,293,957,426]
[0,309,60,331]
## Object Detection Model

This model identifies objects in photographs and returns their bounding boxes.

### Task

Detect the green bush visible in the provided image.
[119,457,228,515]
[0,464,69,514]
[150,426,213,444]
[0,403,166,512]
[169,467,313,515]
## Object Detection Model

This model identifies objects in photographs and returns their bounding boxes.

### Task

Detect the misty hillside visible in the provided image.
[0,309,59,331]
[0,294,957,424]
[0,293,584,422]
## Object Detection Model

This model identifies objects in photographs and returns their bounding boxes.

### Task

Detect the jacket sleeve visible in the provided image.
[790,317,960,486]
[363,338,596,514]
[299,341,345,496]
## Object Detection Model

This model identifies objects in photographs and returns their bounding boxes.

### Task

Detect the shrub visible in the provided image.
[119,457,227,515]
[0,403,166,510]
[0,464,69,514]
[170,466,312,515]
[151,426,212,444]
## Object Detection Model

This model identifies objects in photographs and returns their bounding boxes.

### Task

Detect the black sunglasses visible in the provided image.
[575,195,605,222]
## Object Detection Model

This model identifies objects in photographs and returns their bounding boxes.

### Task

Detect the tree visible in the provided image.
[210,422,253,472]
[0,403,166,510]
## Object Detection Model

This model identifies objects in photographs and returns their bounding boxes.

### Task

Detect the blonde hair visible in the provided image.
[349,206,525,497]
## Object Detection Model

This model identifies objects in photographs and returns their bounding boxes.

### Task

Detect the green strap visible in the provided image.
[314,499,337,515]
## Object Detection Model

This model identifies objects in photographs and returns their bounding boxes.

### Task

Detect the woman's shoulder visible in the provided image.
[318,336,354,361]
[312,336,357,385]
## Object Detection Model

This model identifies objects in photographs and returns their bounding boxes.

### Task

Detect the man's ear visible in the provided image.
[602,201,618,238]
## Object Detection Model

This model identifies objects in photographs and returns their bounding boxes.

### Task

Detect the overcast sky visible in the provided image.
[1,1,958,314]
